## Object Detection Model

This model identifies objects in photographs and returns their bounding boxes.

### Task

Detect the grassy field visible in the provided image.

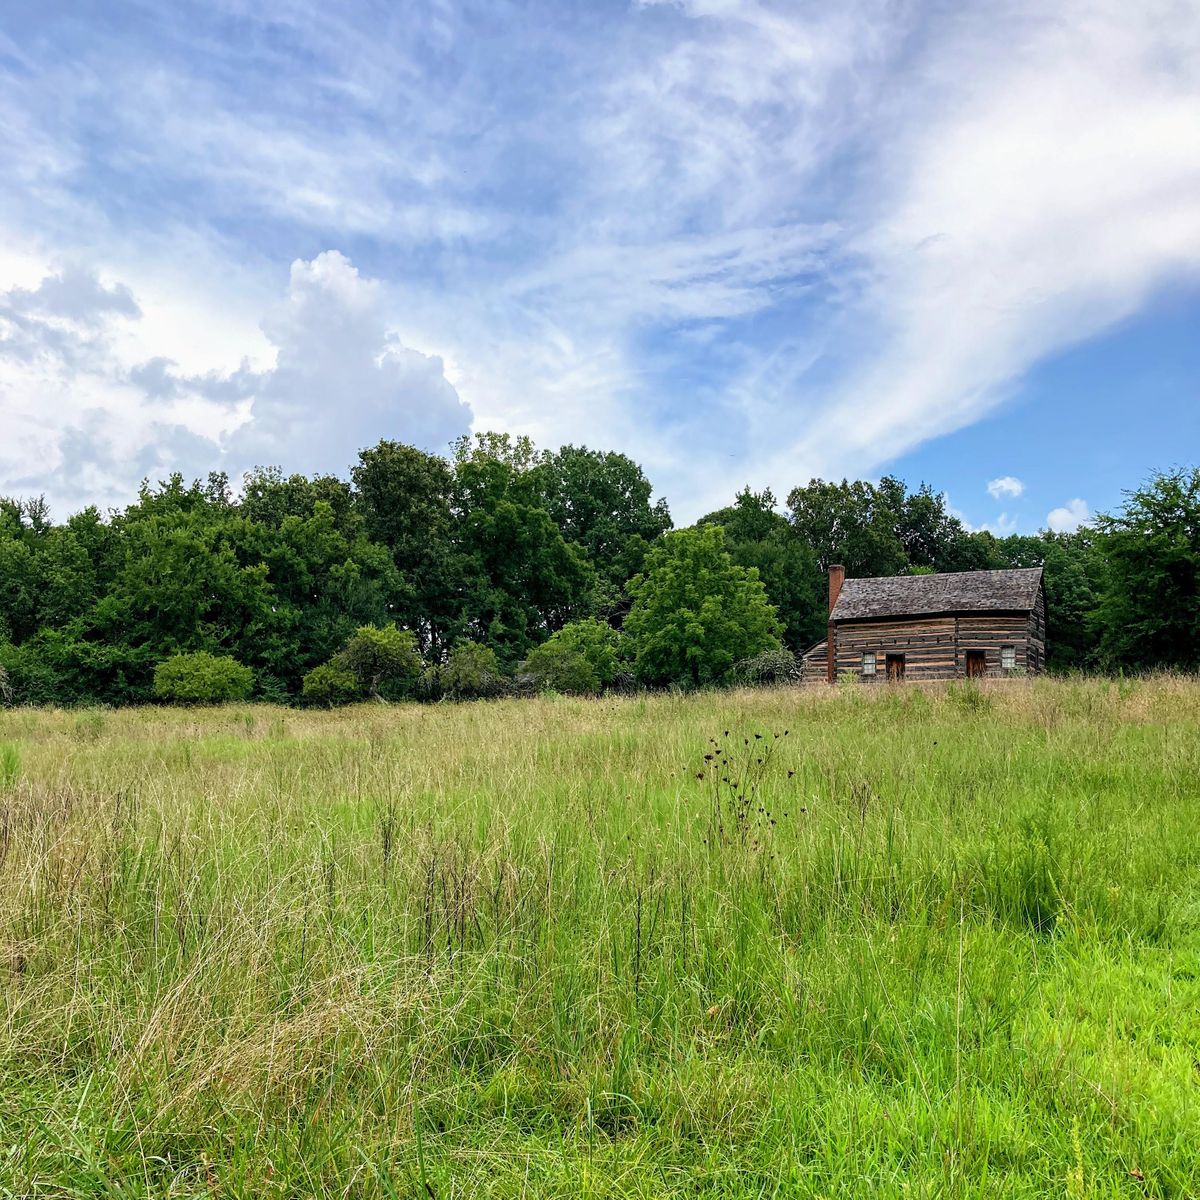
[0,678,1198,1198]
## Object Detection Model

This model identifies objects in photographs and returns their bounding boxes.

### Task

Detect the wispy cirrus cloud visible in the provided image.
[0,0,1197,521]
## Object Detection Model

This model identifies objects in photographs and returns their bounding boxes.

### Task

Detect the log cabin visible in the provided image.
[802,565,1046,683]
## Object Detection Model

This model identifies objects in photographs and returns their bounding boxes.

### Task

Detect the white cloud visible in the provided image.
[222,251,471,475]
[0,252,471,513]
[751,0,1200,512]
[987,476,1025,500]
[1046,498,1091,533]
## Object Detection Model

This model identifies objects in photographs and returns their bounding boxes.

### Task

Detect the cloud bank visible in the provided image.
[0,253,470,511]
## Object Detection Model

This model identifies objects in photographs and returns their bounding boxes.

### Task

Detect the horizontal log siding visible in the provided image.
[835,616,959,681]
[1029,587,1047,673]
[957,614,1032,678]
[834,606,1046,681]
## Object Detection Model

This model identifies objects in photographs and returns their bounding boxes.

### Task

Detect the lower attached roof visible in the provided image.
[830,567,1043,622]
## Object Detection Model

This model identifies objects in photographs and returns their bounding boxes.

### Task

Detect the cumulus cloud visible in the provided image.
[0,253,471,513]
[987,476,1024,500]
[221,251,471,475]
[1046,498,1091,533]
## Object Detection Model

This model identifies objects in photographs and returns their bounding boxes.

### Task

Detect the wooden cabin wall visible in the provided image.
[833,611,1044,680]
[834,616,958,680]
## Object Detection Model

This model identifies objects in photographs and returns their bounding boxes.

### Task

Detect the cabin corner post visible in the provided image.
[827,564,845,684]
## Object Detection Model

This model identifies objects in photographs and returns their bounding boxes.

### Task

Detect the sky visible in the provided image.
[1,0,1197,532]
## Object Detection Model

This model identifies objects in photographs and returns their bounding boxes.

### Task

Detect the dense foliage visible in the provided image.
[0,448,1196,706]
[624,526,783,686]
[152,651,254,704]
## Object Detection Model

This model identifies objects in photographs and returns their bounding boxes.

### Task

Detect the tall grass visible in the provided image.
[0,677,1198,1197]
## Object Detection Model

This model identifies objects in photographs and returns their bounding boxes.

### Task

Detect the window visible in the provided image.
[1001,645,1016,671]
[861,653,876,677]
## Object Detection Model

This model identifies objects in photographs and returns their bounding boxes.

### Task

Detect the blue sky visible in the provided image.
[1,0,1197,530]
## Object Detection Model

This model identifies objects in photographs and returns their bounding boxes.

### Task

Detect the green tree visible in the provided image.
[786,475,971,578]
[624,525,782,686]
[698,487,826,649]
[1093,467,1200,669]
[522,618,625,694]
[529,445,671,591]
[351,442,465,654]
[452,434,598,664]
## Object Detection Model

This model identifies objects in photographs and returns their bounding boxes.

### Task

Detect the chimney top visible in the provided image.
[828,563,846,616]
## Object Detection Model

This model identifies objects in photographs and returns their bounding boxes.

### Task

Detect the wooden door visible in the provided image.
[885,654,905,682]
[965,650,986,678]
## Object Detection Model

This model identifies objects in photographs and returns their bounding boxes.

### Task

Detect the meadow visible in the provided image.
[0,678,1198,1198]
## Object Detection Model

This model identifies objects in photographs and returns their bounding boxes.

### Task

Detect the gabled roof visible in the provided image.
[830,567,1044,622]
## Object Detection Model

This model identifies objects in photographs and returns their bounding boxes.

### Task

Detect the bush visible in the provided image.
[153,652,254,705]
[0,641,65,706]
[522,619,625,694]
[731,648,801,687]
[522,642,595,694]
[437,640,505,700]
[332,625,423,700]
[301,663,361,707]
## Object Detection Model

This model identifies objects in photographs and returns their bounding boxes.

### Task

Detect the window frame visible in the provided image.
[1000,644,1016,671]
[861,652,877,678]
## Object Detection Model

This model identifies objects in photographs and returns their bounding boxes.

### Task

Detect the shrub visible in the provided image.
[301,663,360,707]
[731,647,801,687]
[153,652,254,705]
[332,625,422,700]
[0,641,65,706]
[522,642,595,694]
[438,640,505,700]
[522,619,625,695]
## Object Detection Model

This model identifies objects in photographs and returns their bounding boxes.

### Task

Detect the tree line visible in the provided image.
[0,433,1196,705]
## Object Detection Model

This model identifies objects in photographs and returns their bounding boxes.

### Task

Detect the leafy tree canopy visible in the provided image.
[1094,467,1200,670]
[624,525,783,686]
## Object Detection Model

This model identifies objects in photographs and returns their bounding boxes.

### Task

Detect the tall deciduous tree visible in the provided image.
[1094,467,1200,669]
[624,525,782,686]
[351,441,465,655]
[698,488,826,650]
[451,433,598,664]
[529,445,671,591]
[786,475,971,578]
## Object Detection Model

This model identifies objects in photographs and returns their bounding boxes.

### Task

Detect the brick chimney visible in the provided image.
[826,564,845,684]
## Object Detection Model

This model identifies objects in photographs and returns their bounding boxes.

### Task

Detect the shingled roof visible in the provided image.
[830,567,1043,622]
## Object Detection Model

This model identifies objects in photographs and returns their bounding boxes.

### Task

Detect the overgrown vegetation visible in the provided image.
[0,678,1197,1196]
[1,441,1198,707]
